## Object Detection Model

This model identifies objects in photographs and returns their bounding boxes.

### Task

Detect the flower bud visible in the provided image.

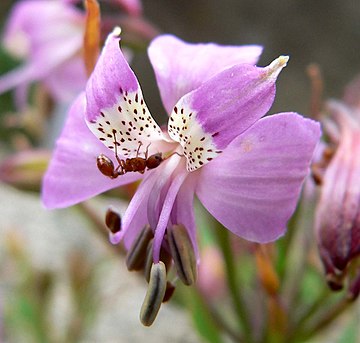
[0,150,50,191]
[167,224,197,286]
[315,101,360,287]
[139,262,166,326]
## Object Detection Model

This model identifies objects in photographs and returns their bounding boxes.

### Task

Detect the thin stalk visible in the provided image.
[281,194,315,310]
[76,202,124,255]
[214,225,254,343]
[297,296,354,341]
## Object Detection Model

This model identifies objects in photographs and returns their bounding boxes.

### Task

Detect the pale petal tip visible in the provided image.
[112,26,122,37]
[264,55,290,79]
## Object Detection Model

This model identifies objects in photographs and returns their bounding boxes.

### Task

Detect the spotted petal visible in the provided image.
[168,56,289,171]
[85,28,167,159]
[196,112,321,243]
[148,34,262,113]
[42,93,142,209]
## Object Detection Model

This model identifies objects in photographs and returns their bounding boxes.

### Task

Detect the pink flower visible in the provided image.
[42,29,320,266]
[0,0,87,104]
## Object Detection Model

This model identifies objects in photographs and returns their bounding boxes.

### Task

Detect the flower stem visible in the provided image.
[214,224,254,343]
[296,296,355,341]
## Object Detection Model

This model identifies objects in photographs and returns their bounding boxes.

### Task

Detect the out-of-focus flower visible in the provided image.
[197,246,226,299]
[0,0,149,106]
[315,94,360,290]
[0,150,50,192]
[43,27,320,268]
[0,0,87,104]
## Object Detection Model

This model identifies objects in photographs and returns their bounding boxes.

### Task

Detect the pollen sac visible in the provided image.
[162,281,176,303]
[126,225,154,271]
[140,261,167,326]
[167,224,197,286]
[96,154,115,178]
[105,207,121,234]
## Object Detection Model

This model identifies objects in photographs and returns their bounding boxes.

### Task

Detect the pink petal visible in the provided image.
[196,112,321,243]
[119,156,179,246]
[0,64,35,95]
[170,173,200,261]
[85,29,166,157]
[1,0,85,99]
[148,34,262,113]
[44,57,87,103]
[42,93,141,209]
[152,160,189,262]
[168,56,289,171]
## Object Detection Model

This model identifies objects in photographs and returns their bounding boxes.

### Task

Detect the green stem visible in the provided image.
[297,296,354,341]
[214,225,254,343]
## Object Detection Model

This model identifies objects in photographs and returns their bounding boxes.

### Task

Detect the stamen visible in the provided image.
[144,240,172,282]
[126,225,154,271]
[167,224,197,286]
[140,262,167,326]
[162,281,176,303]
[105,207,121,234]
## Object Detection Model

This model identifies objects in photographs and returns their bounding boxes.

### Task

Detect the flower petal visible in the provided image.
[170,173,200,261]
[168,56,289,171]
[0,0,85,100]
[44,57,87,102]
[118,155,180,246]
[42,93,141,209]
[148,34,262,113]
[85,28,167,159]
[196,112,321,243]
[152,160,189,262]
[3,0,84,74]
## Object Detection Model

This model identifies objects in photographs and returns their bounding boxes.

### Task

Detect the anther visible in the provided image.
[105,207,121,234]
[126,225,154,271]
[162,281,176,303]
[140,262,167,326]
[167,224,197,286]
[144,240,172,282]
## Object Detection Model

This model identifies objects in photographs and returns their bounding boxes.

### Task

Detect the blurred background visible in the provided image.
[0,0,359,342]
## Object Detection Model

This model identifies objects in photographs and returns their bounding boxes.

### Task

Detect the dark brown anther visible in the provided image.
[146,153,163,169]
[105,207,121,234]
[162,281,176,303]
[97,154,116,178]
[126,225,154,271]
[167,224,197,286]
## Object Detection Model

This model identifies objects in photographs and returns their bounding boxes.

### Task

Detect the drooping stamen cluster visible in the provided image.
[105,215,197,326]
